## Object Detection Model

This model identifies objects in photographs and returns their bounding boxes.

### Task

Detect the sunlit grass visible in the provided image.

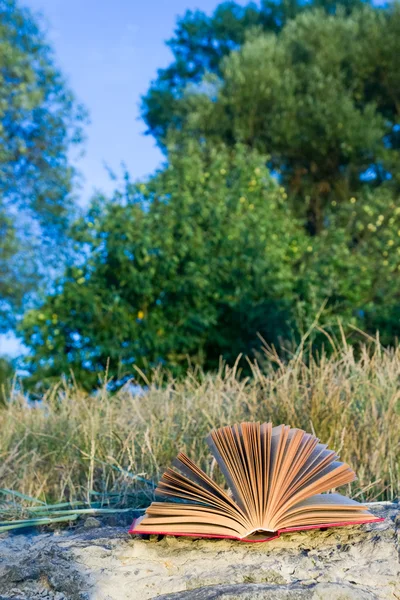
[0,332,399,532]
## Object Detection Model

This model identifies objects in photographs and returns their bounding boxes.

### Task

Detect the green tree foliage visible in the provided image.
[155,4,400,233]
[0,0,86,331]
[0,355,13,401]
[142,0,370,144]
[0,209,19,327]
[20,143,306,387]
[295,190,400,339]
[18,1,400,385]
[142,1,400,345]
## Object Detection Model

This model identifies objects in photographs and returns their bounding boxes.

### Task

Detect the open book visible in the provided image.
[130,422,383,542]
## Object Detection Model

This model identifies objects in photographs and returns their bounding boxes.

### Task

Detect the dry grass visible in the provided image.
[1,336,399,509]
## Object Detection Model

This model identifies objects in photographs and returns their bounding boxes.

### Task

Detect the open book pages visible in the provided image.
[130,422,382,542]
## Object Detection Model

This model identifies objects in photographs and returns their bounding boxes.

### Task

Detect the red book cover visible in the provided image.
[129,516,384,543]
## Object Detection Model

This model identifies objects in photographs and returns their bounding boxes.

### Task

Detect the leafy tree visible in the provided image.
[141,1,400,347]
[0,0,86,331]
[20,143,307,387]
[162,5,400,234]
[0,209,18,328]
[0,355,14,402]
[295,186,400,340]
[142,0,370,144]
[18,0,400,384]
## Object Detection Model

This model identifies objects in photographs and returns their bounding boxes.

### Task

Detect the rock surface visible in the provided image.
[0,503,398,600]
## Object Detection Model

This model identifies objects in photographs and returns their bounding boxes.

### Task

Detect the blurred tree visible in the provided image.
[141,1,400,347]
[295,187,400,341]
[142,0,371,144]
[17,0,400,384]
[0,0,86,332]
[143,3,399,235]
[20,142,307,387]
[0,355,13,402]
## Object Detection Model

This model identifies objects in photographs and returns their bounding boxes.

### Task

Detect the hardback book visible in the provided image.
[130,422,383,542]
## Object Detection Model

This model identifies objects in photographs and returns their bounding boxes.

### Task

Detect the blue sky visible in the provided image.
[25,0,250,201]
[1,0,250,356]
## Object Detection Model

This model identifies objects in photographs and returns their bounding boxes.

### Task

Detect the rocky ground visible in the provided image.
[0,503,399,600]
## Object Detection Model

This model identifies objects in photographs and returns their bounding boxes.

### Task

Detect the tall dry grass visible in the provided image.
[1,337,399,507]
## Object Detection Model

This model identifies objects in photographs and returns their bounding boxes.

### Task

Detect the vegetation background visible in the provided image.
[0,0,399,520]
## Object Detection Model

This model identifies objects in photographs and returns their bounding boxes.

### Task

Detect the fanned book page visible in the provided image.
[129,422,383,542]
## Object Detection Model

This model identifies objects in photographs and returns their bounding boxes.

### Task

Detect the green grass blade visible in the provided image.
[26,502,103,512]
[23,508,143,517]
[0,514,79,533]
[0,489,46,505]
